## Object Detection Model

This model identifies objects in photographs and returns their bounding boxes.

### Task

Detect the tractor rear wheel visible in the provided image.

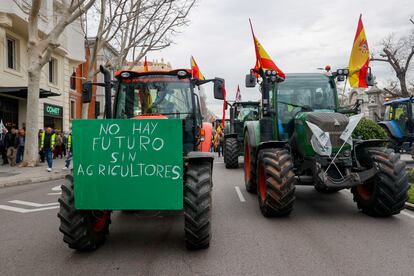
[257,148,296,217]
[225,138,239,169]
[351,147,409,217]
[244,132,257,193]
[58,175,110,251]
[184,162,212,249]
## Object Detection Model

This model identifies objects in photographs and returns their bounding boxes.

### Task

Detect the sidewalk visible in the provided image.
[0,158,69,188]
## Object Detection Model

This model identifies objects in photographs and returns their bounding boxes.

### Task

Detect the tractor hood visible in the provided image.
[294,112,350,156]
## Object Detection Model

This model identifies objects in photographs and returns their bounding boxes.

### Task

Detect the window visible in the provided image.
[49,58,58,84]
[6,37,17,70]
[70,99,76,120]
[70,72,76,90]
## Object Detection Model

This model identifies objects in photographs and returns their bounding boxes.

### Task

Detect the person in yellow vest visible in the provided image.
[40,127,56,172]
[63,132,72,170]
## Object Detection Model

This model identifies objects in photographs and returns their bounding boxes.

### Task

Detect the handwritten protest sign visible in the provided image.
[72,119,183,210]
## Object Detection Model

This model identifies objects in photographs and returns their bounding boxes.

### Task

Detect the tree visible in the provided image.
[371,19,414,97]
[16,0,95,166]
[81,0,197,118]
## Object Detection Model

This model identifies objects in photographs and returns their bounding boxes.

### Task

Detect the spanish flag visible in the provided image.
[249,19,285,80]
[143,56,149,72]
[191,56,205,80]
[348,15,370,88]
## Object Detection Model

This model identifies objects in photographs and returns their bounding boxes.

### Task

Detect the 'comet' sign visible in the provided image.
[72,119,183,210]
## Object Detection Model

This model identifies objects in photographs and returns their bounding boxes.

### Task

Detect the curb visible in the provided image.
[405,202,414,212]
[0,174,67,189]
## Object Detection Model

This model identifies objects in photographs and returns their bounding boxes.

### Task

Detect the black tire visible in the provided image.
[184,162,212,249]
[257,148,296,217]
[224,138,239,169]
[244,132,257,193]
[351,147,409,217]
[58,175,110,251]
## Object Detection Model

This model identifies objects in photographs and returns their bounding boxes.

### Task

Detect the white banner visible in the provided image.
[306,121,332,156]
[340,113,363,146]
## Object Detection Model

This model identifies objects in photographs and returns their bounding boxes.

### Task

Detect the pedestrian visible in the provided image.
[0,127,8,165]
[38,129,45,163]
[210,127,216,153]
[6,128,18,167]
[16,128,25,164]
[62,132,67,157]
[53,131,63,159]
[63,132,72,170]
[218,131,224,157]
[40,127,56,172]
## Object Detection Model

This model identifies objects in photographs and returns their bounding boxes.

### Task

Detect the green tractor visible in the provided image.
[223,101,260,168]
[244,69,409,217]
[58,66,226,251]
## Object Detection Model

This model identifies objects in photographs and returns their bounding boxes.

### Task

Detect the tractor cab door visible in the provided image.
[392,103,410,135]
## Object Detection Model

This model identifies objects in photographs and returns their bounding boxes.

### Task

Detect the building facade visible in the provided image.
[0,0,85,132]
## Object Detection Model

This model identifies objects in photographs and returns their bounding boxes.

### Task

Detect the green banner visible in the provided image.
[72,119,183,210]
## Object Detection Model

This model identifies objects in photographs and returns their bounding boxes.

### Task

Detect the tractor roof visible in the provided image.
[283,73,331,81]
[114,69,192,78]
[384,97,414,105]
[235,101,260,106]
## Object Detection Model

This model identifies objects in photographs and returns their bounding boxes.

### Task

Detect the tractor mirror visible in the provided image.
[366,70,375,86]
[82,81,92,103]
[213,78,225,100]
[245,73,256,88]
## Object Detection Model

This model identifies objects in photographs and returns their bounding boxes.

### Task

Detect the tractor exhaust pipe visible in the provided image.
[100,65,112,119]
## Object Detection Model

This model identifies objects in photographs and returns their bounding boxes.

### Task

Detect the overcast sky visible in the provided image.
[150,0,414,116]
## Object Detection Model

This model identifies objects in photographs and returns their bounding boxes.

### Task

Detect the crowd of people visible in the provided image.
[0,126,72,172]
[0,127,26,167]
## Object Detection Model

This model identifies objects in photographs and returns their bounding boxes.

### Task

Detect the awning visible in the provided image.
[0,87,61,99]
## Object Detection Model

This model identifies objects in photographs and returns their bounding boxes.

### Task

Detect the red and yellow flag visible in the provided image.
[348,15,370,88]
[191,56,205,80]
[249,19,285,80]
[143,56,149,72]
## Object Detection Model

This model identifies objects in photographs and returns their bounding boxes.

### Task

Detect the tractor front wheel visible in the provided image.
[244,132,257,193]
[352,148,409,217]
[257,148,296,217]
[224,138,239,169]
[58,175,110,251]
[184,162,212,249]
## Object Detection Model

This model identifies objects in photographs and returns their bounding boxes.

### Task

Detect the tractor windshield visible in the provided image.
[276,75,336,112]
[236,105,259,122]
[115,75,193,119]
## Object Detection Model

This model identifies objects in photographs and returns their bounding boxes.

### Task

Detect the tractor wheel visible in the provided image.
[58,175,110,251]
[244,132,257,193]
[351,147,409,217]
[225,138,239,169]
[257,148,296,217]
[184,162,212,249]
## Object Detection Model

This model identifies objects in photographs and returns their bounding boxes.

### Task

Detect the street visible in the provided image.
[0,157,413,276]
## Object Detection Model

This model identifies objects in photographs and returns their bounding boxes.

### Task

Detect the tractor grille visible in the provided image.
[307,113,349,147]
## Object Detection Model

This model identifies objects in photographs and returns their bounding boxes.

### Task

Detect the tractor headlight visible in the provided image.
[343,69,349,75]
[120,72,130,78]
[337,69,343,75]
[177,70,187,77]
[271,70,277,76]
[265,70,272,76]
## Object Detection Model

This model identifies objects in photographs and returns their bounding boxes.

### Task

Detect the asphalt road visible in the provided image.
[1,157,414,276]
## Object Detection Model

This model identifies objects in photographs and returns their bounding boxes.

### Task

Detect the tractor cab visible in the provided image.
[378,97,414,151]
[275,73,338,140]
